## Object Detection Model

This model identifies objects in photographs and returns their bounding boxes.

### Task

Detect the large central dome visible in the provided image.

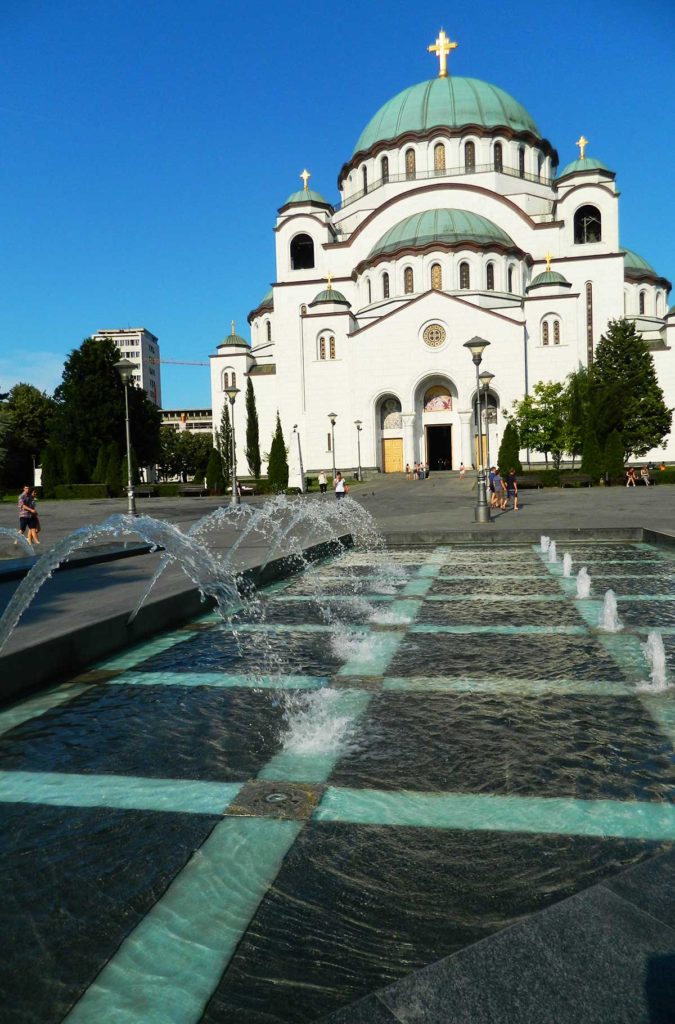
[353,76,541,155]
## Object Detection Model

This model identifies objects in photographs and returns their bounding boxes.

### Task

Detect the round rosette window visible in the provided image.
[423,323,446,348]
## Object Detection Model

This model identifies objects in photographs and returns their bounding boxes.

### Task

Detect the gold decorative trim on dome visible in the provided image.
[576,135,588,160]
[427,28,458,79]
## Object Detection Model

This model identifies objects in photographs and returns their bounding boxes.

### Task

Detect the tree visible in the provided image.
[216,402,232,491]
[245,377,261,479]
[497,419,522,476]
[2,383,56,488]
[51,336,161,475]
[206,447,225,494]
[580,421,603,481]
[564,369,589,467]
[40,441,63,497]
[604,430,625,481]
[510,381,568,468]
[92,444,108,485]
[158,426,181,481]
[591,318,671,458]
[267,411,288,491]
[105,442,123,496]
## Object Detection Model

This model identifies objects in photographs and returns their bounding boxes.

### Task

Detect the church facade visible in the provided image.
[210,32,674,482]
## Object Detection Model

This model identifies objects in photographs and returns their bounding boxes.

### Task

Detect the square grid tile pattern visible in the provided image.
[0,543,673,1024]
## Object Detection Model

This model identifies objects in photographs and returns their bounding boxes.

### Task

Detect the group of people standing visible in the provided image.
[17,485,41,544]
[488,467,519,511]
[405,463,429,480]
[317,471,350,500]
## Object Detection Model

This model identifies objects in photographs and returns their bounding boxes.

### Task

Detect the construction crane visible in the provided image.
[149,358,209,367]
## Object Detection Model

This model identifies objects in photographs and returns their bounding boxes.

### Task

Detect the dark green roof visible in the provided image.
[369,209,515,260]
[354,76,540,154]
[623,248,657,275]
[282,188,331,208]
[217,327,249,349]
[309,288,350,307]
[557,157,611,179]
[528,270,570,289]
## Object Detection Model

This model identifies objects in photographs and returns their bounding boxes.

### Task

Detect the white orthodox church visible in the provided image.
[210,31,674,481]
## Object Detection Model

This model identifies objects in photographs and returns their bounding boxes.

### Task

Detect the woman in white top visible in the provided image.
[334,472,347,500]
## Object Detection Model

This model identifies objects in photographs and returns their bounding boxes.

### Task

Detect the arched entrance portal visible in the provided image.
[423,384,454,470]
[378,395,403,472]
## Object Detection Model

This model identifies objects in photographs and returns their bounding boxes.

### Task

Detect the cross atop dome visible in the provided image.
[545,252,553,272]
[300,168,311,191]
[427,28,458,79]
[576,135,588,160]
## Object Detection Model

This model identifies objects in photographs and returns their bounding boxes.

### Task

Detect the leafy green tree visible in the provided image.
[105,441,123,496]
[604,430,625,481]
[206,447,225,494]
[92,444,108,484]
[40,441,63,497]
[510,382,568,468]
[158,427,181,481]
[580,422,603,481]
[216,402,232,491]
[564,369,589,468]
[245,377,261,479]
[267,412,288,492]
[52,336,161,474]
[2,383,56,488]
[497,419,522,476]
[591,318,671,457]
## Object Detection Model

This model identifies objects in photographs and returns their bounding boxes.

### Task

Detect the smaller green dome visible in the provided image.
[557,157,611,178]
[258,289,273,307]
[528,270,570,289]
[282,188,331,208]
[309,288,350,307]
[218,325,249,349]
[623,248,657,275]
[369,209,515,261]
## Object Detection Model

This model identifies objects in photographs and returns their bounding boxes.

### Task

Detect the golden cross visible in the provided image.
[300,168,311,191]
[545,252,553,272]
[576,135,588,160]
[326,272,333,291]
[231,320,236,335]
[428,28,458,79]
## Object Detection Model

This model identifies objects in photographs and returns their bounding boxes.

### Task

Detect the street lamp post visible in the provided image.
[328,412,337,480]
[354,420,363,481]
[293,424,306,493]
[224,386,240,506]
[463,337,491,524]
[479,369,495,472]
[114,358,138,517]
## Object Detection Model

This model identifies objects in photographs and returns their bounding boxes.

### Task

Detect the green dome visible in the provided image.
[309,288,350,307]
[354,77,540,155]
[218,327,249,349]
[283,188,331,208]
[528,270,570,289]
[557,157,611,178]
[257,289,273,309]
[623,248,657,275]
[369,209,515,260]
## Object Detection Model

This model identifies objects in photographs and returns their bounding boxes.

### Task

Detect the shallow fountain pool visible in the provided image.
[1,542,674,1023]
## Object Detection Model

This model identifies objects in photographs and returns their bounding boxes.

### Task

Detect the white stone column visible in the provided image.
[458,410,473,468]
[402,412,416,469]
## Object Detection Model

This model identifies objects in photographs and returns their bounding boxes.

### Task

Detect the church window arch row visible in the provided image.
[574,205,602,244]
[493,141,503,173]
[382,271,390,299]
[403,266,415,294]
[381,155,389,184]
[222,368,237,389]
[405,147,416,180]
[434,142,446,175]
[518,146,526,178]
[540,314,562,347]
[639,290,647,315]
[464,141,476,173]
[317,334,336,360]
[290,232,315,270]
[459,260,471,290]
[265,320,272,342]
[430,262,443,290]
[486,261,495,291]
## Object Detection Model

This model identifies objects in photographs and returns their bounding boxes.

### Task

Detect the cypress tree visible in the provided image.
[580,422,603,482]
[245,377,261,479]
[92,444,108,484]
[604,430,625,482]
[217,402,232,491]
[40,442,63,498]
[105,442,123,496]
[206,447,225,494]
[267,412,288,492]
[497,420,522,476]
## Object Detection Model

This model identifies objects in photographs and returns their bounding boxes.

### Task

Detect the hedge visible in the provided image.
[53,484,110,500]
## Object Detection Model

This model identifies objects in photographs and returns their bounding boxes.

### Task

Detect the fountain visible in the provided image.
[576,567,591,599]
[548,540,558,564]
[600,589,623,632]
[638,630,671,692]
[562,552,573,578]
[540,535,550,552]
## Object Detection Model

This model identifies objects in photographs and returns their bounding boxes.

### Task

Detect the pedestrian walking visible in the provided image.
[318,470,328,494]
[493,469,505,509]
[334,471,348,500]
[505,469,519,511]
[28,489,41,543]
[17,485,36,542]
[459,462,466,479]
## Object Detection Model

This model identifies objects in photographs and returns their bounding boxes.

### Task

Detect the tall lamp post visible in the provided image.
[114,358,138,517]
[463,337,491,524]
[354,420,363,481]
[328,412,337,480]
[224,386,240,506]
[479,369,495,472]
[293,424,306,493]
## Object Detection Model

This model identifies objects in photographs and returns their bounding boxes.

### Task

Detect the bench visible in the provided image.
[560,473,592,487]
[178,485,209,497]
[126,486,159,497]
[517,475,543,489]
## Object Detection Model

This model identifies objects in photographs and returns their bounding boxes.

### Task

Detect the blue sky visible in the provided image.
[2,0,674,408]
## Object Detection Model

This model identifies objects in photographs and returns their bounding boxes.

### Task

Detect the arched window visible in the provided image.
[404,267,414,294]
[431,263,442,290]
[266,321,272,341]
[405,148,416,180]
[459,262,470,289]
[366,278,372,304]
[507,266,514,293]
[542,322,549,346]
[362,166,368,194]
[494,142,503,173]
[380,397,402,429]
[656,292,663,316]
[222,372,229,388]
[537,153,544,180]
[574,205,602,244]
[382,272,390,299]
[329,337,336,359]
[518,147,525,178]
[639,291,646,315]
[300,303,307,315]
[381,155,389,183]
[319,337,326,360]
[231,371,236,387]
[554,320,560,345]
[434,143,446,174]
[290,233,315,270]
[486,263,495,291]
[465,141,475,172]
